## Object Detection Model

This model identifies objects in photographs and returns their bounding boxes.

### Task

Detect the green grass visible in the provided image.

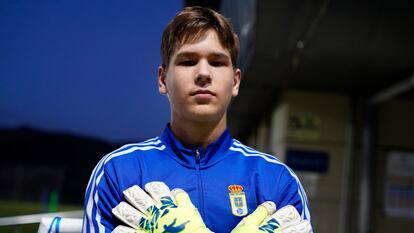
[0,201,83,233]
[0,224,39,233]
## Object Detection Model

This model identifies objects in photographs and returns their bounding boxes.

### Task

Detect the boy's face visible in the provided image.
[158,29,241,124]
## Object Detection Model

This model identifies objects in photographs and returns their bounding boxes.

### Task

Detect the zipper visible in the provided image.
[196,149,201,162]
[195,149,205,218]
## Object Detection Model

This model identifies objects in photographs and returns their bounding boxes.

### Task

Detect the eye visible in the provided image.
[178,60,197,66]
[210,61,226,67]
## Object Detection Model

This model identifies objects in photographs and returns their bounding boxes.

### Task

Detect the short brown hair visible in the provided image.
[161,6,240,69]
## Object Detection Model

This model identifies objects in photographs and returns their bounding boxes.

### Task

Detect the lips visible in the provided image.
[191,89,216,96]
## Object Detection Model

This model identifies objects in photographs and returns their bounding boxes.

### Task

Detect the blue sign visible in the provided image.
[286,149,329,173]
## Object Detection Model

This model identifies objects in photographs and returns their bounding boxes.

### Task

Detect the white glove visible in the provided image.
[111,181,213,233]
[231,201,312,233]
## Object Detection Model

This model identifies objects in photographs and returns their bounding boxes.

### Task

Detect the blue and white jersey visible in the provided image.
[83,124,311,233]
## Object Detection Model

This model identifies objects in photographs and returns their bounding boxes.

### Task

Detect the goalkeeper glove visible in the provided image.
[111,181,213,233]
[231,201,312,233]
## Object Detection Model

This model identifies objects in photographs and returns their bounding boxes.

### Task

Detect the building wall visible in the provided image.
[271,90,349,233]
[248,90,414,233]
[373,99,414,233]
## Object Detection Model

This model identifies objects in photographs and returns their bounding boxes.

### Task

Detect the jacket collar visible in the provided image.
[160,123,232,168]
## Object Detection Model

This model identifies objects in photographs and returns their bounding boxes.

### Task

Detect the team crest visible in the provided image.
[228,184,248,216]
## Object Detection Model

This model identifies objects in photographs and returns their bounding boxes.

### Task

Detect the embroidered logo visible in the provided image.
[228,184,248,216]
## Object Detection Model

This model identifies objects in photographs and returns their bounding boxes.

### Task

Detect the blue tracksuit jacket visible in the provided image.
[83,124,311,233]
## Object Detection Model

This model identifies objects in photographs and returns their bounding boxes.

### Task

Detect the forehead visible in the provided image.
[172,30,230,58]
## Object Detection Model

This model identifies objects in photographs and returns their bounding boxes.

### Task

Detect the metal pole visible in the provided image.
[358,104,376,233]
[0,210,83,226]
[369,72,414,104]
[338,97,355,233]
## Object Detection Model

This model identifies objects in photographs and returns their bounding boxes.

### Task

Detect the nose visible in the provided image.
[195,60,211,86]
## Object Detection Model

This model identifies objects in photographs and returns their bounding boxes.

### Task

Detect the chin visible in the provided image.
[188,107,224,122]
[194,114,218,123]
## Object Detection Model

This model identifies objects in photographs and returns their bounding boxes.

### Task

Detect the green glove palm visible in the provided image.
[231,201,312,233]
[112,181,212,233]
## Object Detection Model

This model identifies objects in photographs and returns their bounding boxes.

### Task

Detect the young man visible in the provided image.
[83,6,311,233]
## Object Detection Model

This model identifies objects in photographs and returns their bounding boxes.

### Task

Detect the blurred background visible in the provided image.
[1,0,413,232]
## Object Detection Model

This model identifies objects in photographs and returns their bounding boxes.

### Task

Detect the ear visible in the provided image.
[158,66,167,94]
[232,68,241,97]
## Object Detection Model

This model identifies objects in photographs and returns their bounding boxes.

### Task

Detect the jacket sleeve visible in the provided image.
[276,167,312,221]
[82,157,122,233]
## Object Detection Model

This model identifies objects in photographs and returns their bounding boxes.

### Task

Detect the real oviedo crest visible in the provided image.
[228,184,248,217]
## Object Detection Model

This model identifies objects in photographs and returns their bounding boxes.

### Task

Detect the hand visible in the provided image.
[231,201,312,233]
[111,181,213,233]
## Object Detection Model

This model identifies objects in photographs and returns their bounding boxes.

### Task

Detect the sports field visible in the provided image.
[0,200,82,232]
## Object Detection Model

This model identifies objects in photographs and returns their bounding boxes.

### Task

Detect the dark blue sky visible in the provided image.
[0,1,182,142]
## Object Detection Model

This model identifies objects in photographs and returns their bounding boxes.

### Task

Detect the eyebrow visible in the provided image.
[175,51,230,60]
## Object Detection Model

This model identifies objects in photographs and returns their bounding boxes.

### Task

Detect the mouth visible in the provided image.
[190,89,216,96]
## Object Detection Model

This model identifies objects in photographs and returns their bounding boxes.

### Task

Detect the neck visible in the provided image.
[170,114,227,149]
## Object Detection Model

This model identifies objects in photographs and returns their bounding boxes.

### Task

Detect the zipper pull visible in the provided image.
[195,149,200,162]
